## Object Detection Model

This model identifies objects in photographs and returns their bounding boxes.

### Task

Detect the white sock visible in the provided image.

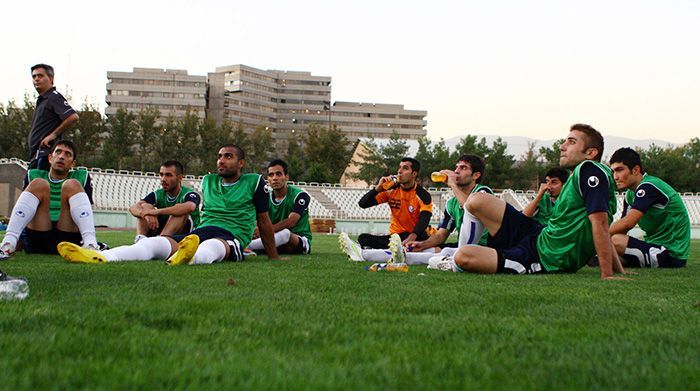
[458,208,484,246]
[103,236,173,262]
[192,239,227,265]
[2,191,40,250]
[405,247,457,265]
[249,228,291,251]
[362,249,392,262]
[68,192,97,247]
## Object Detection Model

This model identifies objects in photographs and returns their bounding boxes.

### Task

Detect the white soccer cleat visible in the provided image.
[427,255,461,272]
[339,232,364,262]
[0,242,15,261]
[388,233,405,264]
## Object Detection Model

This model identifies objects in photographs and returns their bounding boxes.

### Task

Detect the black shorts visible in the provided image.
[21,223,82,254]
[358,231,429,249]
[170,226,244,262]
[622,237,686,268]
[492,204,546,274]
[151,215,194,236]
[278,235,311,255]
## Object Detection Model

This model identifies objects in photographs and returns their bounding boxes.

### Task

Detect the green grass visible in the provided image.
[1,232,698,389]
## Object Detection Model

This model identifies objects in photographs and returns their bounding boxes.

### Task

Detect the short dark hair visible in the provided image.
[31,63,54,78]
[458,154,486,183]
[219,144,245,160]
[162,160,185,175]
[50,140,77,161]
[401,157,420,173]
[609,147,644,173]
[570,123,604,162]
[545,166,569,183]
[268,159,288,175]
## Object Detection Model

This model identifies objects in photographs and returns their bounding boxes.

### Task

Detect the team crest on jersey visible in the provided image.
[587,176,599,188]
[408,205,414,213]
[264,184,271,193]
[298,198,306,205]
[63,101,70,106]
[636,189,646,198]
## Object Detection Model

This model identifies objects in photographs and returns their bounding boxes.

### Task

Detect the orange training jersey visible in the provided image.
[375,184,433,234]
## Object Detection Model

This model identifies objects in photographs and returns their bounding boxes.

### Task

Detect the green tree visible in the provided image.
[174,109,201,170]
[511,141,543,190]
[483,137,514,189]
[247,125,274,174]
[285,136,306,181]
[302,124,353,183]
[102,107,136,170]
[153,116,179,172]
[539,139,564,167]
[133,107,160,172]
[0,96,34,159]
[451,134,490,160]
[232,121,251,155]
[198,118,233,174]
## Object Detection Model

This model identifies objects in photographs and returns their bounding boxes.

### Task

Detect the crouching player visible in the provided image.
[247,159,312,255]
[0,140,99,260]
[57,144,280,265]
[609,147,690,268]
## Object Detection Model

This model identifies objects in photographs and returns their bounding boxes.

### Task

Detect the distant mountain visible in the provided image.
[361,135,678,161]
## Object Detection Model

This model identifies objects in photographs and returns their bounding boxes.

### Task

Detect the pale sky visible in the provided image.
[2,0,698,143]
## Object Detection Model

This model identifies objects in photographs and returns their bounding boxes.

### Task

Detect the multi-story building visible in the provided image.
[207,64,427,150]
[105,65,427,150]
[105,68,206,120]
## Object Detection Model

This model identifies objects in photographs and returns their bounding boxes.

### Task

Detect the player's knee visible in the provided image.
[454,247,475,269]
[611,234,627,250]
[465,193,488,214]
[26,178,50,194]
[60,179,83,195]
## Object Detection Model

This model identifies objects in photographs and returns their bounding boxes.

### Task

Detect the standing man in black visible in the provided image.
[28,64,79,170]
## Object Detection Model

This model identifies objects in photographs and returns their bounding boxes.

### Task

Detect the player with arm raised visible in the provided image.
[521,166,569,226]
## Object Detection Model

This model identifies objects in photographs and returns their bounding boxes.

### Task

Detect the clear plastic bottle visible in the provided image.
[365,262,409,272]
[0,270,29,301]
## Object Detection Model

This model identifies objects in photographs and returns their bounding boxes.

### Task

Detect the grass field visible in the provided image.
[1,231,698,389]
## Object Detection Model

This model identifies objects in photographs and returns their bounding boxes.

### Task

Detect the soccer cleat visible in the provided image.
[166,234,200,266]
[427,255,461,272]
[338,232,364,262]
[0,242,15,261]
[388,233,405,264]
[58,242,107,264]
[242,247,257,257]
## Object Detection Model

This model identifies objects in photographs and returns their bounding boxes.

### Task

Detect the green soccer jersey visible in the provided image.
[151,186,201,227]
[537,161,616,272]
[268,185,312,243]
[533,196,556,226]
[624,175,690,260]
[26,168,90,222]
[441,184,492,246]
[198,173,268,249]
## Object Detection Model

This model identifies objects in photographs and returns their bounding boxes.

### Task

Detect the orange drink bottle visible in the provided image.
[382,175,398,190]
[431,172,448,183]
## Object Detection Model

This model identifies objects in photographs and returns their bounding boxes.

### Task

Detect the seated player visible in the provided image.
[430,124,628,279]
[339,157,433,262]
[390,154,493,265]
[129,160,201,243]
[609,147,690,268]
[0,140,98,260]
[56,144,281,265]
[521,166,569,225]
[247,159,312,255]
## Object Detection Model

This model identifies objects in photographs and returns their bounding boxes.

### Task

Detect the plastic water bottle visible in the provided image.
[382,176,398,190]
[0,270,29,301]
[366,262,409,272]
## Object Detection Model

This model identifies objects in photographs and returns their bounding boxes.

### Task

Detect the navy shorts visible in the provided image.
[151,215,194,236]
[623,237,686,268]
[170,226,244,262]
[492,204,546,274]
[21,223,82,254]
